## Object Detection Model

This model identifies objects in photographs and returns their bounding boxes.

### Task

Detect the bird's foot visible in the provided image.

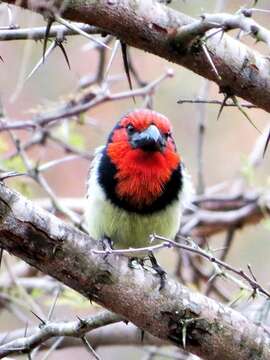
[148,251,166,290]
[100,236,114,260]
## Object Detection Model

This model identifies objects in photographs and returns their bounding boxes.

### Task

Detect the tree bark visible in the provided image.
[0,182,269,360]
[3,0,270,112]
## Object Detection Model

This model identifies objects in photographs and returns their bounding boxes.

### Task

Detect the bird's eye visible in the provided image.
[165,132,171,139]
[127,124,135,135]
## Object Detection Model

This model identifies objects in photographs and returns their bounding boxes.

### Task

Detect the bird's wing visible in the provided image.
[180,162,195,209]
[86,145,105,195]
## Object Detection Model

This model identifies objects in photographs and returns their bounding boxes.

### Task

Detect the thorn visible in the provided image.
[55,15,110,50]
[140,329,145,343]
[231,95,261,133]
[56,40,71,70]
[216,93,229,120]
[43,19,54,64]
[263,128,270,157]
[24,321,28,337]
[104,39,120,78]
[25,40,57,82]
[30,310,46,325]
[82,336,101,360]
[181,321,187,349]
[0,248,3,269]
[120,41,135,103]
[201,43,221,81]
[247,263,257,282]
[77,315,88,328]
[47,287,61,321]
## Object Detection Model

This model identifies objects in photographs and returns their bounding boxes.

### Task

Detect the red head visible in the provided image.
[104,109,181,210]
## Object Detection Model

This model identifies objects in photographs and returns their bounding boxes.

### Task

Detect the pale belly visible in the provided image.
[86,185,182,249]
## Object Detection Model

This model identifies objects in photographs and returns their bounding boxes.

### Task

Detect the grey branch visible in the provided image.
[0,23,101,41]
[177,10,270,46]
[0,70,173,132]
[0,310,120,358]
[3,0,270,112]
[0,183,269,359]
[181,191,270,238]
[0,321,165,352]
[177,98,257,108]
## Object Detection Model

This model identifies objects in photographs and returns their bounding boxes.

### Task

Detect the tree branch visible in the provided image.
[0,23,101,40]
[0,310,121,358]
[3,0,270,112]
[181,191,270,237]
[0,182,269,359]
[0,321,165,351]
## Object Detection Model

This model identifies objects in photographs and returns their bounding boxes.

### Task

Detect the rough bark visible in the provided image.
[3,0,270,112]
[0,183,269,360]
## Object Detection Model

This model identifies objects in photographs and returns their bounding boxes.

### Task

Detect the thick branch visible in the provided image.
[3,0,270,112]
[0,183,269,359]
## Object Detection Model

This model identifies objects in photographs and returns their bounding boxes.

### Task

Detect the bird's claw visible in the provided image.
[148,251,166,290]
[100,236,114,260]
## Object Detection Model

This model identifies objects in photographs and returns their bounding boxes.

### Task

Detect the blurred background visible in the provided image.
[0,0,269,359]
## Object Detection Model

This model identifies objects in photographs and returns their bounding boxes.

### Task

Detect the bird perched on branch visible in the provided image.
[86,109,192,286]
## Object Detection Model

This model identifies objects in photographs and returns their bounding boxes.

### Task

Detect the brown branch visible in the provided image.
[181,192,270,237]
[0,183,269,359]
[3,0,270,112]
[0,70,172,132]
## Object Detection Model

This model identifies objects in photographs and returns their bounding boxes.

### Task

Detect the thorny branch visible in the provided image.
[0,183,268,360]
[0,1,269,359]
[0,23,101,41]
[0,69,173,132]
[3,0,270,111]
[177,99,258,109]
[93,234,270,299]
[0,310,121,358]
[0,321,165,352]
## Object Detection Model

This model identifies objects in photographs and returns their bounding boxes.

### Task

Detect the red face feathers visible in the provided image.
[98,109,182,214]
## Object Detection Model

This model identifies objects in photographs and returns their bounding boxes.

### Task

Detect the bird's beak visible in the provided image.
[131,124,165,152]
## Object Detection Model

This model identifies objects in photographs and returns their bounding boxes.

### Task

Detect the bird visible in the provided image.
[85,109,193,286]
